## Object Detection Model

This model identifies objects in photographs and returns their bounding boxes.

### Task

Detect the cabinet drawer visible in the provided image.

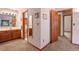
[0,30,21,42]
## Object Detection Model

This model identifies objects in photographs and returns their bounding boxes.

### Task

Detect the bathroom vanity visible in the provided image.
[0,27,21,42]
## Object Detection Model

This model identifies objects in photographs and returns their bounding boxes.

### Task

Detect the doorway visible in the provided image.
[63,15,72,40]
[62,9,72,42]
[28,15,33,39]
[50,9,73,43]
[22,11,28,40]
[59,9,73,42]
[22,10,33,40]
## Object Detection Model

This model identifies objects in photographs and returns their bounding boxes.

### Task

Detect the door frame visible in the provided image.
[28,15,33,37]
[50,10,52,43]
[22,9,33,40]
[50,9,73,43]
[63,14,72,42]
[22,10,28,39]
[62,9,73,42]
[58,14,61,36]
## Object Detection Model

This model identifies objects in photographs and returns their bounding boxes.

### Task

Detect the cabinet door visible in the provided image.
[12,30,21,39]
[0,31,12,42]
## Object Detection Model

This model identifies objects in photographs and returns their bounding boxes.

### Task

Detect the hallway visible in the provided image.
[43,37,79,51]
[0,37,79,51]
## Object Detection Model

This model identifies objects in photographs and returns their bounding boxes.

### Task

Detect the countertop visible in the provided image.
[0,27,21,31]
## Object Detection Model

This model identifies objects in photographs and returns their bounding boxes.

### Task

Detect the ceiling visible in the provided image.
[0,8,70,13]
[10,8,69,11]
[54,8,70,11]
[9,8,27,12]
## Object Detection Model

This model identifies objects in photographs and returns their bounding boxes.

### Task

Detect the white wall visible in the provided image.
[28,8,41,48]
[64,16,71,31]
[16,11,22,29]
[28,8,50,49]
[72,9,79,44]
[58,12,63,36]
[40,8,50,49]
[16,9,27,29]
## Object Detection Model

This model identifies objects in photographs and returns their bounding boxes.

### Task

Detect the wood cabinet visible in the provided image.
[0,30,21,42]
[12,30,21,39]
[29,28,32,36]
[0,31,12,42]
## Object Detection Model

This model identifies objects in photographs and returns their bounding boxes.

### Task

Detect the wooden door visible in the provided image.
[51,10,60,42]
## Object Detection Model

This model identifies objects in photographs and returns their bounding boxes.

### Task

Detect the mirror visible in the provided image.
[28,15,33,37]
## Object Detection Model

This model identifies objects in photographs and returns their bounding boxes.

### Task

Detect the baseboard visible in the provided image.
[72,42,79,46]
[27,41,50,51]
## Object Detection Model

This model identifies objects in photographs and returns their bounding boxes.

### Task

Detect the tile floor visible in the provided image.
[0,37,79,51]
[0,39,38,51]
[43,37,79,51]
